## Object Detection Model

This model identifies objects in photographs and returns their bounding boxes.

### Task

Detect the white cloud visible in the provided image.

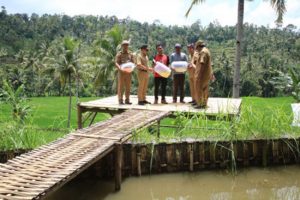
[2,0,300,28]
[245,0,300,28]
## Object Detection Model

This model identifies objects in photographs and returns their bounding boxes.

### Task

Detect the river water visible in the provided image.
[47,165,300,200]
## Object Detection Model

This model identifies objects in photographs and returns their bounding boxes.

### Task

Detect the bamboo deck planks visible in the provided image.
[79,95,242,117]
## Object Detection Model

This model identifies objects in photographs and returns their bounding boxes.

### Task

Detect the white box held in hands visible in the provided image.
[154,62,171,78]
[120,62,136,73]
[171,61,188,73]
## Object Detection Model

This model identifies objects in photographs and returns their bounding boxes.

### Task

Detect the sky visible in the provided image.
[1,0,300,28]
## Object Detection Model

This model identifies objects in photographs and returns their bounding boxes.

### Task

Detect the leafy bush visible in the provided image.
[289,67,300,103]
[0,80,31,122]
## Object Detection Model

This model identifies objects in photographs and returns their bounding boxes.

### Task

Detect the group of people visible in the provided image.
[115,39,214,109]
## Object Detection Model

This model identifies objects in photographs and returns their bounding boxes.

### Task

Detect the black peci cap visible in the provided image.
[140,44,148,50]
[187,43,194,48]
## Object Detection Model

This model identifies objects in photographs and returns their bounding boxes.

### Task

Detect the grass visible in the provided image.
[1,96,300,150]
[132,96,300,143]
[0,96,111,150]
[0,96,110,129]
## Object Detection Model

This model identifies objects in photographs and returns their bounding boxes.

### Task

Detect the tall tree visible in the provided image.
[93,25,127,93]
[44,37,80,128]
[185,0,286,98]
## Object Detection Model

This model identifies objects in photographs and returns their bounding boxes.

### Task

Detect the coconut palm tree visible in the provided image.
[186,0,286,98]
[93,25,128,93]
[44,37,80,128]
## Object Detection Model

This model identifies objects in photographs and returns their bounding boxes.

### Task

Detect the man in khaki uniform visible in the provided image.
[115,40,134,105]
[192,40,212,109]
[187,43,196,105]
[136,45,152,105]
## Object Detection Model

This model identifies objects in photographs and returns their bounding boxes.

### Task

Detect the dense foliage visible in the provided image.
[0,6,299,98]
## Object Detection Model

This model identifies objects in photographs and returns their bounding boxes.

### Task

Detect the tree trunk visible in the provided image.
[67,73,72,128]
[76,75,79,105]
[233,0,244,98]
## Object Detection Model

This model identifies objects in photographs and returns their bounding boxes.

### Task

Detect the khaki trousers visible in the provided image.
[137,70,149,101]
[188,68,196,101]
[194,79,209,106]
[117,70,131,102]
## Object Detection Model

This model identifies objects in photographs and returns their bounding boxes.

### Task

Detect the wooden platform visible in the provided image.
[79,95,242,117]
[0,109,170,200]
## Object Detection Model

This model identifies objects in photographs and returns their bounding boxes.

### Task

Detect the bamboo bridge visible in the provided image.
[0,96,242,200]
[0,109,170,200]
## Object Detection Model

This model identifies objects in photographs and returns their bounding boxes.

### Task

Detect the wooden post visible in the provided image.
[210,143,216,168]
[272,140,279,164]
[199,142,205,169]
[115,143,122,191]
[189,143,194,172]
[77,104,83,129]
[243,142,249,166]
[136,146,142,176]
[252,141,258,165]
[137,152,141,176]
[262,141,268,167]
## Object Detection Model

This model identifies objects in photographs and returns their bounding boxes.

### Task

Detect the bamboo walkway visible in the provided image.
[79,95,242,117]
[0,109,170,200]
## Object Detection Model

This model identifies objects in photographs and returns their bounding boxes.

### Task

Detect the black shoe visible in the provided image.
[161,99,168,104]
[180,100,185,103]
[189,100,196,104]
[125,101,132,105]
[119,100,124,105]
[138,101,145,105]
[191,102,197,106]
[193,104,206,109]
[143,100,151,104]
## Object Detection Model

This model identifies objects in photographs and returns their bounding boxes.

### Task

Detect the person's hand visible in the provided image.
[148,68,153,72]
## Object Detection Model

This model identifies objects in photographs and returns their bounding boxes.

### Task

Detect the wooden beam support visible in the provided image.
[77,104,83,129]
[157,120,161,138]
[89,112,98,127]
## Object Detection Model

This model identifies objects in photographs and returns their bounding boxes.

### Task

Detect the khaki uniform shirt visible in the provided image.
[136,53,149,71]
[194,47,212,83]
[115,50,134,65]
[188,53,195,78]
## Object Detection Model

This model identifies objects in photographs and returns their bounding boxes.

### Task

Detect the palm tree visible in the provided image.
[44,37,80,128]
[186,0,286,98]
[93,25,128,93]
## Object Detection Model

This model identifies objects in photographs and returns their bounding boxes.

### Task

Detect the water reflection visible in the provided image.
[46,165,300,200]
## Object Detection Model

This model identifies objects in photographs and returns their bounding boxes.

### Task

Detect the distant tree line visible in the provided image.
[1,6,300,99]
